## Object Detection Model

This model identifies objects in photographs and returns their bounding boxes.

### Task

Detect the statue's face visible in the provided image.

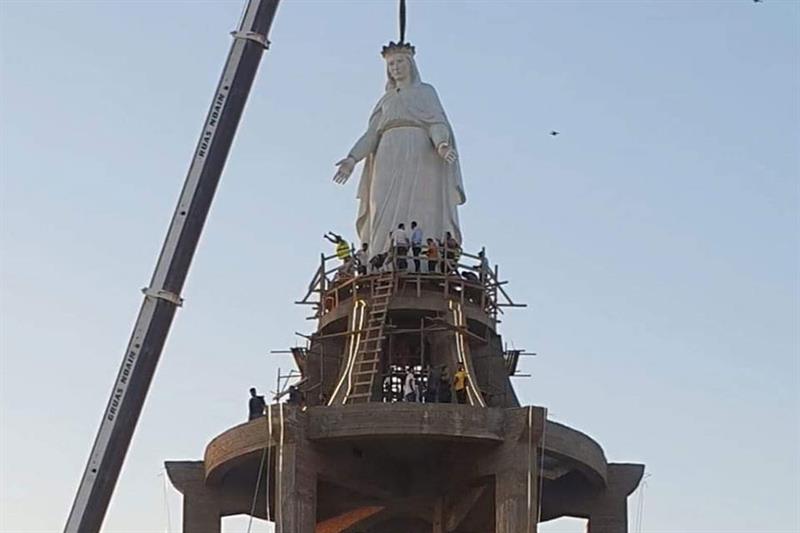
[386,54,411,82]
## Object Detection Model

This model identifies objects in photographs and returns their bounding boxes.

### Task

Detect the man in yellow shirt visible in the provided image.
[453,364,468,404]
[323,231,351,262]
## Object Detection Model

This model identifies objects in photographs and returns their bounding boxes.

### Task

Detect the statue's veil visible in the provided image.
[384,55,421,91]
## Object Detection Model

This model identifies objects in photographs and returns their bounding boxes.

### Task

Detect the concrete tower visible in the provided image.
[166,253,644,532]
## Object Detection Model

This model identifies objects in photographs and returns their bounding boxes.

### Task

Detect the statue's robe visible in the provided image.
[348,82,465,255]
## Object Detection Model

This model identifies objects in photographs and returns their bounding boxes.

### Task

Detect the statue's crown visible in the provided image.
[381,41,415,58]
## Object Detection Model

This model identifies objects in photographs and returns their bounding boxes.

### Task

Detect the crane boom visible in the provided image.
[64,2,280,531]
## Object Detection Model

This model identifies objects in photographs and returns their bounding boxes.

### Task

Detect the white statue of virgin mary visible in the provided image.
[333,42,465,256]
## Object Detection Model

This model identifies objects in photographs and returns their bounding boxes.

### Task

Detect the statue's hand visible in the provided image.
[333,156,356,184]
[437,143,458,164]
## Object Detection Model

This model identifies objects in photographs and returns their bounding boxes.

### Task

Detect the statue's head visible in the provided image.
[387,54,411,83]
[381,41,420,90]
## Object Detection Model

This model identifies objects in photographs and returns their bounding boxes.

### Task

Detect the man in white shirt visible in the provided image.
[354,242,369,275]
[393,223,409,271]
[403,367,417,402]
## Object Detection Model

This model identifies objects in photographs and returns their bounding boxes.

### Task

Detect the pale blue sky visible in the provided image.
[1,1,798,532]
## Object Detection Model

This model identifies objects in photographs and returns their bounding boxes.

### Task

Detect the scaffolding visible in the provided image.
[295,245,525,324]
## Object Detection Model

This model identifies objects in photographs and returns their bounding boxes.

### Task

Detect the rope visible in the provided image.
[399,0,407,43]
[246,442,268,533]
[276,403,286,532]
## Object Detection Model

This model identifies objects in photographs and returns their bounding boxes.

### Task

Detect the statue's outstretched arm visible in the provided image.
[333,108,381,185]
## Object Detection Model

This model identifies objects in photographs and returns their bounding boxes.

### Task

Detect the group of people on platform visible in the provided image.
[325,223,488,282]
[247,385,306,420]
[384,363,470,405]
[246,363,472,420]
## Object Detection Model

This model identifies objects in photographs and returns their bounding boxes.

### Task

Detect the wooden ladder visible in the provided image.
[346,273,394,403]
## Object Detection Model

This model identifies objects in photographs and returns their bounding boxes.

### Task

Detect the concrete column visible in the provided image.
[183,493,220,533]
[588,499,627,533]
[495,467,536,533]
[277,441,317,533]
[432,497,445,533]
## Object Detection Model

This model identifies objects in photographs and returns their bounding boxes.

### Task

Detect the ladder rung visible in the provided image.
[353,370,378,376]
[348,392,372,399]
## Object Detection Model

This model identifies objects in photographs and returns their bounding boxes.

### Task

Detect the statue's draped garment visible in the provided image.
[348,66,465,256]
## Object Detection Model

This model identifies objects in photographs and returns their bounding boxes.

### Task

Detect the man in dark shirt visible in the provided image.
[248,387,266,420]
[287,385,304,407]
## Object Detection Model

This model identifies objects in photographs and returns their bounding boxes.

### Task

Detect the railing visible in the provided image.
[295,244,525,323]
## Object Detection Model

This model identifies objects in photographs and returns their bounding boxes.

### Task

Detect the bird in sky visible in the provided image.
[550,131,560,136]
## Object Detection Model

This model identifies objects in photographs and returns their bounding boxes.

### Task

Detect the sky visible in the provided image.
[0,1,798,532]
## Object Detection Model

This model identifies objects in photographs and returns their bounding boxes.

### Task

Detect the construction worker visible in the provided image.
[355,242,369,275]
[410,221,423,273]
[334,256,356,283]
[369,251,388,273]
[248,387,266,421]
[438,365,452,403]
[425,238,440,274]
[453,364,468,404]
[393,223,409,271]
[444,231,461,273]
[287,385,304,407]
[404,367,418,402]
[425,364,441,403]
[477,249,489,284]
[324,231,351,262]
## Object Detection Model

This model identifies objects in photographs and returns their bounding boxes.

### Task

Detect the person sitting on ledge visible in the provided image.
[334,256,356,283]
[369,251,388,273]
[248,387,266,421]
